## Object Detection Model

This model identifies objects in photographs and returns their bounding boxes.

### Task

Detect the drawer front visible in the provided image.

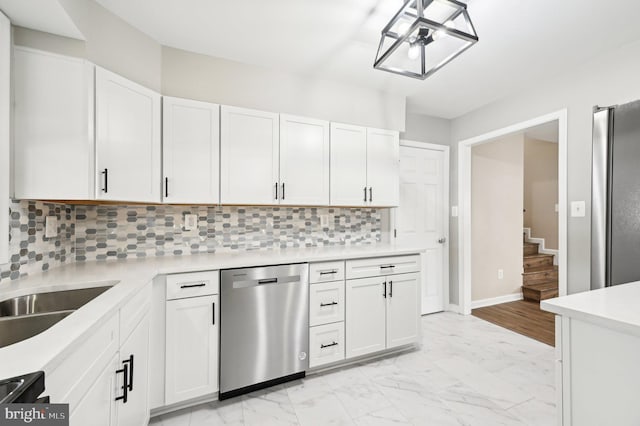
[310,261,345,283]
[166,271,219,300]
[309,322,345,368]
[346,255,420,279]
[120,282,151,344]
[309,281,345,326]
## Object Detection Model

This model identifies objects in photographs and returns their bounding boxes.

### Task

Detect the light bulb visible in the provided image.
[432,21,455,41]
[407,44,420,60]
[397,22,411,36]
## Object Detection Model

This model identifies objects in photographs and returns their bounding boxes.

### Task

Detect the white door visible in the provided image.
[220,106,279,204]
[366,128,400,206]
[70,355,117,426]
[95,67,161,203]
[279,114,330,205]
[395,144,447,314]
[330,123,367,206]
[116,314,150,426]
[165,295,219,404]
[163,97,220,204]
[345,277,386,358]
[386,272,420,348]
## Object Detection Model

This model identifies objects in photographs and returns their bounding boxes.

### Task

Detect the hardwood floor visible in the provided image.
[472,300,555,346]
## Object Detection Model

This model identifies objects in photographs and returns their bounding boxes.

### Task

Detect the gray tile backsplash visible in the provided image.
[1,201,381,284]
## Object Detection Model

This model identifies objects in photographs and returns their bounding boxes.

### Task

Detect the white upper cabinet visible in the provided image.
[0,11,9,265]
[330,123,368,206]
[366,127,399,206]
[220,106,279,205]
[163,97,220,204]
[279,114,330,206]
[95,67,161,203]
[13,47,94,200]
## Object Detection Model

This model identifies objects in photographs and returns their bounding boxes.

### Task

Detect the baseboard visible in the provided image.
[446,303,461,314]
[471,293,523,309]
[523,228,559,265]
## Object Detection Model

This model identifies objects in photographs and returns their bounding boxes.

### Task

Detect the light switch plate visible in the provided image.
[451,206,458,217]
[45,216,58,238]
[184,214,198,231]
[570,201,586,217]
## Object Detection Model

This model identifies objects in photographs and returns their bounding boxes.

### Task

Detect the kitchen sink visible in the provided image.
[0,311,74,348]
[0,285,113,317]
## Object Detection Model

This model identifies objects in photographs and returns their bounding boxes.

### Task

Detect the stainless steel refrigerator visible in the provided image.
[592,100,640,289]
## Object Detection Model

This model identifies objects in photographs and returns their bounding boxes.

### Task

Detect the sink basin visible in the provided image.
[0,379,24,403]
[0,311,74,348]
[0,285,113,317]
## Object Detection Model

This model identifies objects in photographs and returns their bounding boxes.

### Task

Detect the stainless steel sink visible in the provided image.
[0,379,24,403]
[0,286,113,317]
[0,311,74,348]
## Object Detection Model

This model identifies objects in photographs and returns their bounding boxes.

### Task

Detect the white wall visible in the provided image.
[12,26,84,58]
[449,38,640,303]
[471,135,524,302]
[161,46,406,131]
[401,113,451,145]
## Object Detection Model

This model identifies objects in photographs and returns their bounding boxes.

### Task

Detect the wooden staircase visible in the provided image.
[522,236,558,301]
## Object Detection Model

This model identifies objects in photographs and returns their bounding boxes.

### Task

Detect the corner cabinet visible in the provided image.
[220,106,279,205]
[162,97,220,204]
[95,67,161,203]
[330,123,399,207]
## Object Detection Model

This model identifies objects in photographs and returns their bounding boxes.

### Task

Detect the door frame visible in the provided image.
[392,140,450,313]
[457,109,568,315]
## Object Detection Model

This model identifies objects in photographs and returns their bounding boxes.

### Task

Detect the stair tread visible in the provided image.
[522,281,558,291]
[523,242,539,247]
[523,253,554,259]
[523,265,558,275]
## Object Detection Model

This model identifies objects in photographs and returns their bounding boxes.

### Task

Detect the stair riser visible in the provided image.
[523,287,559,302]
[523,271,558,285]
[524,256,553,270]
[523,245,539,256]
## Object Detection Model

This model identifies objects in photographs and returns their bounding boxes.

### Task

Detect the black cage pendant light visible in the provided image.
[374,0,478,80]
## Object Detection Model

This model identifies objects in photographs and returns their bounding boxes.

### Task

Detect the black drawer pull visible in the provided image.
[321,341,338,349]
[380,265,396,269]
[320,301,338,307]
[319,270,338,275]
[180,283,206,289]
[115,363,129,403]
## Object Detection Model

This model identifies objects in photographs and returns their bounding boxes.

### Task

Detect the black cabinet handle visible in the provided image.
[319,270,338,275]
[389,280,393,298]
[102,168,108,193]
[180,283,206,289]
[165,177,169,198]
[383,281,387,298]
[282,182,285,200]
[115,363,129,403]
[212,302,216,325]
[369,187,373,202]
[123,354,134,391]
[321,341,338,349]
[364,187,367,202]
[320,301,338,307]
[380,265,396,270]
[275,182,279,200]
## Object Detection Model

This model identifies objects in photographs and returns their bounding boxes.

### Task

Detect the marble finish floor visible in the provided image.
[150,312,556,426]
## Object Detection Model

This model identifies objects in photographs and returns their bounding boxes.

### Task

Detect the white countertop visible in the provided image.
[0,244,423,379]
[541,281,640,337]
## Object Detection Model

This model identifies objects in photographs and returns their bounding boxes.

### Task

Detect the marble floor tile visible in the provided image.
[150,312,556,426]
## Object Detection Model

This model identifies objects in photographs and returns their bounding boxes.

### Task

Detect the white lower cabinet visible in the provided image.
[309,322,345,368]
[309,281,345,327]
[70,354,118,426]
[386,273,420,349]
[165,294,219,405]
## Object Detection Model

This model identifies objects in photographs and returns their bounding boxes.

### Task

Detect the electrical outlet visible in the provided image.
[45,216,58,238]
[320,215,329,227]
[570,201,585,217]
[555,203,559,213]
[497,269,504,280]
[184,214,198,231]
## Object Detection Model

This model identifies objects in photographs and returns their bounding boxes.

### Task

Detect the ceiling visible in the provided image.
[7,0,640,119]
[0,0,83,39]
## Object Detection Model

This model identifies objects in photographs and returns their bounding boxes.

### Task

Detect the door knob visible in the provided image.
[438,237,446,244]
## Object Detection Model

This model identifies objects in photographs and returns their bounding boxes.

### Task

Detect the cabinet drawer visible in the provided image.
[120,282,151,345]
[309,281,345,326]
[310,261,345,283]
[309,322,345,368]
[346,255,420,279]
[166,271,219,300]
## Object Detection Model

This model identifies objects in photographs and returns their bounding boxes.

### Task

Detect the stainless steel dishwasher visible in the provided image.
[219,263,309,400]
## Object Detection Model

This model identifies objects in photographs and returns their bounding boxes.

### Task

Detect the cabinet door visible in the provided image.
[96,67,161,203]
[0,11,8,265]
[330,123,367,206]
[70,354,117,426]
[163,97,220,204]
[345,277,386,358]
[220,106,279,204]
[165,295,219,405]
[13,47,94,200]
[279,114,329,205]
[386,273,420,349]
[116,314,150,426]
[366,128,399,206]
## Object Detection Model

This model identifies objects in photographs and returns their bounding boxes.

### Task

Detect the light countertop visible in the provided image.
[0,244,424,379]
[541,281,640,337]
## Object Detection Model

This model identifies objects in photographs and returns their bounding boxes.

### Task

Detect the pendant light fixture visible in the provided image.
[374,0,478,80]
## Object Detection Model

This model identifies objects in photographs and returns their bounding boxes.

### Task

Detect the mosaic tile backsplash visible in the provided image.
[1,201,381,284]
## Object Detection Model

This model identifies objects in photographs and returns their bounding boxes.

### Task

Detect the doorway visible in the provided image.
[457,110,568,319]
[393,141,449,315]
